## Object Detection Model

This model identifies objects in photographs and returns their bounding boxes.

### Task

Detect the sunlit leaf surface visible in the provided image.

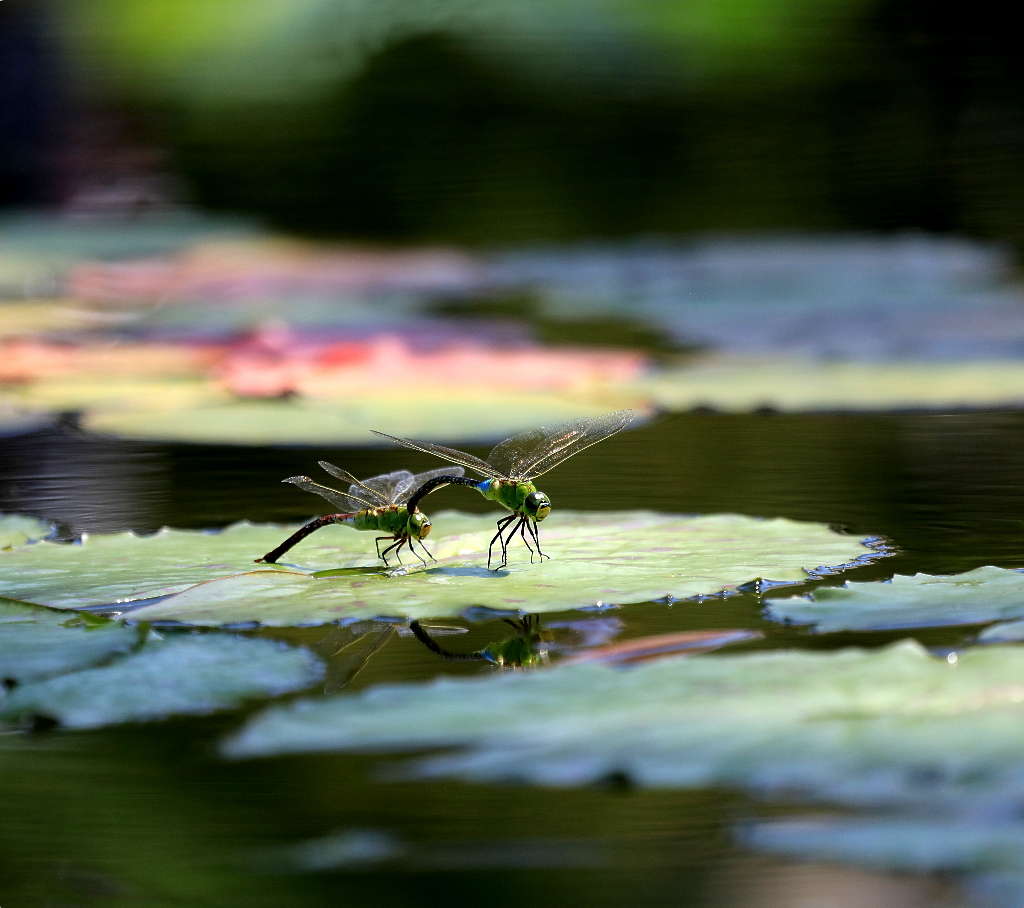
[225,641,1024,816]
[0,635,323,729]
[634,356,1024,412]
[0,514,51,549]
[85,391,639,446]
[766,566,1024,633]
[0,598,142,684]
[116,511,877,626]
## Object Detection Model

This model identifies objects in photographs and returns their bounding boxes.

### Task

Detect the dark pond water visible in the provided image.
[4,409,1023,905]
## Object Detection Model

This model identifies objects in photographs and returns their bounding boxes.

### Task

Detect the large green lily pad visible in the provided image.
[766,566,1024,633]
[0,514,51,549]
[633,356,1024,412]
[0,634,323,729]
[0,597,143,684]
[106,511,879,626]
[224,640,1024,814]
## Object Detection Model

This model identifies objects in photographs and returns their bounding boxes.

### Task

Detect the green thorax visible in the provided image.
[477,479,538,514]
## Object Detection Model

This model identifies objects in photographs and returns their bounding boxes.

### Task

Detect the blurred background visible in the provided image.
[4,0,1024,246]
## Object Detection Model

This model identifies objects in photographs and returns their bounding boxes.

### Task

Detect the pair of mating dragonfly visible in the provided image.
[259,410,633,570]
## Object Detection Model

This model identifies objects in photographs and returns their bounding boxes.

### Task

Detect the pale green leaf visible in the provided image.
[0,635,323,729]
[114,511,878,626]
[0,598,142,684]
[225,640,1024,815]
[766,566,1024,633]
[634,356,1024,412]
[0,514,51,550]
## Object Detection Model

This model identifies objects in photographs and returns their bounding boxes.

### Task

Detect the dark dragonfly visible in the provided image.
[372,410,634,569]
[257,463,463,567]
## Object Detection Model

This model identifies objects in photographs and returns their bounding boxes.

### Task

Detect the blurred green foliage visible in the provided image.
[47,0,1024,244]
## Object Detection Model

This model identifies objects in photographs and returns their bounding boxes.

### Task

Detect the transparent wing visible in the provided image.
[282,475,376,512]
[369,431,505,479]
[489,409,635,480]
[354,469,417,506]
[317,461,396,507]
[393,466,466,505]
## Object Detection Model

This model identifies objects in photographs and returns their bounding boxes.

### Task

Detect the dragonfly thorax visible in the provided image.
[478,479,552,521]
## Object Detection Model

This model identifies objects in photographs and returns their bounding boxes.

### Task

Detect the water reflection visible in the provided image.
[410,615,549,669]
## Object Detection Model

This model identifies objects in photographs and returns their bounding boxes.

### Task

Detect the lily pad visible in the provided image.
[0,405,52,437]
[766,565,1024,633]
[70,383,639,447]
[0,514,51,549]
[0,521,318,608]
[634,356,1024,412]
[115,511,877,626]
[979,619,1024,643]
[224,640,1024,816]
[743,816,1024,907]
[0,634,323,729]
[744,816,1024,875]
[0,598,143,684]
[489,237,1024,360]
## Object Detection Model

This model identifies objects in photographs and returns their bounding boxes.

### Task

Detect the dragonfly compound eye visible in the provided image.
[415,516,432,538]
[525,491,552,521]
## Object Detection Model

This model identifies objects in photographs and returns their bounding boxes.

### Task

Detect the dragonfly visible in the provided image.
[256,463,464,567]
[372,409,634,569]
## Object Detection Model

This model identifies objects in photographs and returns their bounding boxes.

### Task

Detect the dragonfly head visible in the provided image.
[408,510,432,539]
[524,490,552,522]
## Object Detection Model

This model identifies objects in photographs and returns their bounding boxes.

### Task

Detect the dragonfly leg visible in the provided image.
[374,536,392,559]
[518,517,536,563]
[379,536,403,566]
[488,515,516,570]
[529,518,550,561]
[496,516,524,569]
[412,537,436,563]
[409,536,430,567]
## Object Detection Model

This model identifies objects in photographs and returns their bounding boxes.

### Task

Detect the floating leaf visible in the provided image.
[0,634,323,729]
[115,511,877,626]
[743,816,1024,906]
[0,598,142,684]
[489,237,1023,360]
[0,514,51,549]
[634,356,1024,412]
[743,816,1024,875]
[979,619,1024,643]
[766,566,1024,633]
[0,405,52,437]
[69,384,637,446]
[224,640,1024,817]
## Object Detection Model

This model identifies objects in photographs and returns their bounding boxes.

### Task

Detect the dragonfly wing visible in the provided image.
[283,476,374,512]
[354,470,416,506]
[318,461,393,507]
[494,409,635,480]
[393,466,466,505]
[370,431,503,479]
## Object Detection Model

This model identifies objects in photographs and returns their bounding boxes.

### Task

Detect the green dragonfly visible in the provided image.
[257,463,463,567]
[372,409,634,569]
[409,615,548,669]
